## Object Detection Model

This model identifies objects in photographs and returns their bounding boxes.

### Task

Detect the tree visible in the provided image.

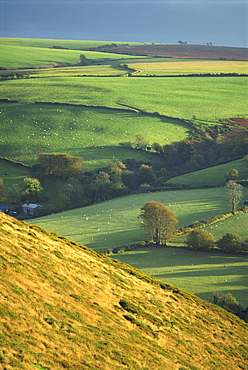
[79,54,91,65]
[138,201,178,245]
[211,292,243,314]
[138,164,156,185]
[108,161,126,183]
[95,171,110,184]
[185,229,215,250]
[134,135,148,150]
[217,232,242,253]
[11,178,43,203]
[37,153,83,178]
[225,180,243,214]
[225,169,239,181]
[0,179,8,201]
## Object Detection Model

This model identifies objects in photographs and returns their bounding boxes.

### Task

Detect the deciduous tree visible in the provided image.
[12,178,43,203]
[225,169,239,181]
[37,153,83,178]
[138,201,178,245]
[225,180,243,214]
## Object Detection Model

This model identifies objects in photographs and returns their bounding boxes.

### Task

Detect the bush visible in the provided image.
[185,229,215,250]
[211,292,244,314]
[216,232,242,252]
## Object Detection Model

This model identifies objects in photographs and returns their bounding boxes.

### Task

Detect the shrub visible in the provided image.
[216,232,242,252]
[211,292,244,314]
[185,229,215,250]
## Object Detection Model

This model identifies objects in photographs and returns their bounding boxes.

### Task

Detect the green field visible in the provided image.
[0,102,189,168]
[173,212,248,246]
[128,60,248,75]
[0,160,31,188]
[112,245,248,306]
[1,37,248,311]
[0,42,144,69]
[0,37,142,49]
[1,76,247,120]
[166,159,248,187]
[28,187,248,251]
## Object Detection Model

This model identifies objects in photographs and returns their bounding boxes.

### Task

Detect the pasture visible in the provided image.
[128,60,248,76]
[166,159,248,187]
[1,76,247,120]
[0,37,141,49]
[112,246,248,306]
[0,160,30,188]
[0,102,189,168]
[0,43,143,70]
[28,187,248,251]
[173,212,248,245]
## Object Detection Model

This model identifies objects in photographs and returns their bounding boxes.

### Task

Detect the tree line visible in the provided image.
[138,200,248,252]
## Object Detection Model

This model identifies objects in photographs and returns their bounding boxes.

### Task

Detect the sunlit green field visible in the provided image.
[0,43,143,69]
[28,187,248,251]
[129,60,248,75]
[173,212,248,245]
[2,76,247,119]
[0,102,189,167]
[112,246,248,306]
[0,160,30,188]
[166,159,248,187]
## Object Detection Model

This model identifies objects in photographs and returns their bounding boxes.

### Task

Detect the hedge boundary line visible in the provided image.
[99,207,248,255]
[176,207,248,236]
[0,156,30,168]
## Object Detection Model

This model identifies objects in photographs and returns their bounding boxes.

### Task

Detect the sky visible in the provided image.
[0,0,247,47]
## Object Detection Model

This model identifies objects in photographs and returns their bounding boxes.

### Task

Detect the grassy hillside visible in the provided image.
[0,102,189,168]
[166,159,248,188]
[1,76,247,119]
[0,212,247,370]
[0,37,140,49]
[28,187,248,251]
[0,159,31,189]
[0,40,144,69]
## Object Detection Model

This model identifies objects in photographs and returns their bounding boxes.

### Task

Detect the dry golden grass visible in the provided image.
[0,212,247,370]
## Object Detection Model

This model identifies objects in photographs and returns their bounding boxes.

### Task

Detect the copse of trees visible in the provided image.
[139,201,178,245]
[184,229,248,253]
[37,153,83,178]
[120,127,248,180]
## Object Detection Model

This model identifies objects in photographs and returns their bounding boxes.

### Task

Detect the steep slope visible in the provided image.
[0,212,247,370]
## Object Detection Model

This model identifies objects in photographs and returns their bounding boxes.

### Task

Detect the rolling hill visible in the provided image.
[0,212,247,370]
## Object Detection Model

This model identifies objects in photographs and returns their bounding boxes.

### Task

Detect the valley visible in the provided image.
[0,38,247,368]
